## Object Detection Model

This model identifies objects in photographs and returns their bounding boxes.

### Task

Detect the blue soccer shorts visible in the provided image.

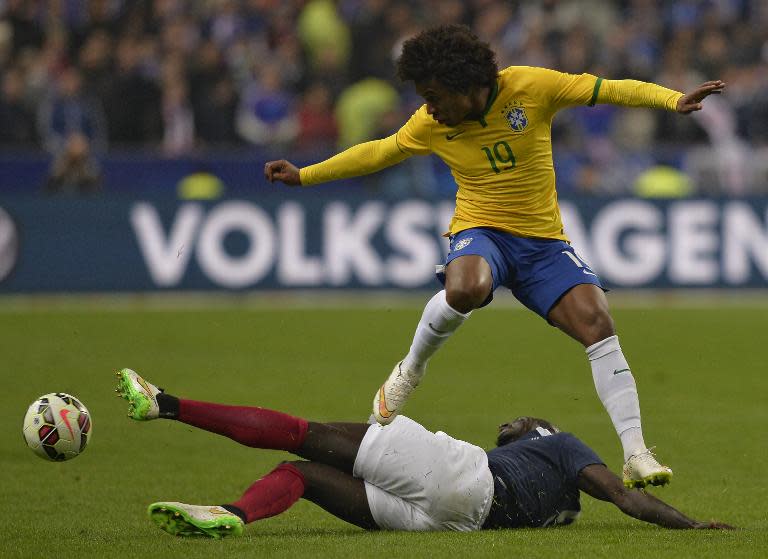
[436,227,604,320]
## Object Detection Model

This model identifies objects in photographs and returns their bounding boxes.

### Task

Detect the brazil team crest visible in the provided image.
[505,106,528,132]
[502,100,528,132]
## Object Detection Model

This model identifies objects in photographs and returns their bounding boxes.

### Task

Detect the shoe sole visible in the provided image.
[147,503,243,539]
[623,471,672,489]
[115,369,152,421]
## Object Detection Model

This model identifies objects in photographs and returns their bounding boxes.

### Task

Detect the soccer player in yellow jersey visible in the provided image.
[264,24,725,488]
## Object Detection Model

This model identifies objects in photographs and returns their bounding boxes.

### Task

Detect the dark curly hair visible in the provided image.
[396,24,499,93]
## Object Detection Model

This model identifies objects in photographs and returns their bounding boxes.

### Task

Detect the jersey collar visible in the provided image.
[518,427,554,441]
[477,79,499,128]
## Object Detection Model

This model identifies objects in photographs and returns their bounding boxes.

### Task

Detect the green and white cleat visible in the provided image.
[622,448,673,489]
[148,502,244,539]
[115,368,162,421]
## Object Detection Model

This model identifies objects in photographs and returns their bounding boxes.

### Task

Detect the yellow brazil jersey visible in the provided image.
[300,66,683,241]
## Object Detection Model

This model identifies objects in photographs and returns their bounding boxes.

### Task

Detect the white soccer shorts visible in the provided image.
[353,415,494,531]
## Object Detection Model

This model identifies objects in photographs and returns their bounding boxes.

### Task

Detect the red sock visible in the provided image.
[177,400,308,451]
[231,463,306,523]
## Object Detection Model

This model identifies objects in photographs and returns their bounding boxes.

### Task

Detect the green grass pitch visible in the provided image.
[1,297,766,558]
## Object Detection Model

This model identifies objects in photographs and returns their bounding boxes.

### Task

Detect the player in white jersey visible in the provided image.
[117,369,732,537]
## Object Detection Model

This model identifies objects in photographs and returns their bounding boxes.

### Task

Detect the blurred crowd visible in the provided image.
[1,0,768,195]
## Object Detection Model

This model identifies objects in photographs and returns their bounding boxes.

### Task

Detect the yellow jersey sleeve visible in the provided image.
[523,67,684,112]
[299,107,433,186]
[299,134,410,186]
[522,67,602,111]
[394,105,434,155]
[596,79,684,111]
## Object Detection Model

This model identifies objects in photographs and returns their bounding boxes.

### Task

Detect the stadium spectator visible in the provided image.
[0,65,36,146]
[77,30,114,104]
[72,0,123,46]
[102,36,162,145]
[43,132,102,195]
[236,63,298,148]
[207,0,247,49]
[187,40,241,146]
[161,78,195,156]
[37,65,107,154]
[116,369,733,537]
[1,0,43,55]
[345,0,394,83]
[297,0,351,77]
[194,74,241,146]
[294,81,338,155]
[334,78,399,148]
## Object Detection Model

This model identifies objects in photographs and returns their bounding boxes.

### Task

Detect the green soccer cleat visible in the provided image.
[148,502,244,539]
[115,368,162,421]
[622,448,673,489]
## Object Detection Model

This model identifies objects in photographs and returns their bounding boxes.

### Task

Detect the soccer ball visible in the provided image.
[22,393,92,461]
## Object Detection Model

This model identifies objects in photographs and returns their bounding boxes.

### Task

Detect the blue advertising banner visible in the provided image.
[0,196,766,292]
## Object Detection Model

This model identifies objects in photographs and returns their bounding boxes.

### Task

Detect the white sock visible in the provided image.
[401,290,471,379]
[586,335,647,461]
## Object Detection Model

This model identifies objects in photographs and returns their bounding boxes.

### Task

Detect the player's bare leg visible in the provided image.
[290,461,377,529]
[548,284,672,488]
[299,422,369,472]
[373,255,488,424]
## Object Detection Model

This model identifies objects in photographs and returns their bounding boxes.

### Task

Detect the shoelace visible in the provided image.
[384,366,418,404]
[637,446,657,459]
[629,446,657,461]
[629,447,670,472]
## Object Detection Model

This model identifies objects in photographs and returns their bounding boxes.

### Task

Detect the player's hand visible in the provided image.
[264,160,302,186]
[676,80,725,114]
[693,520,736,530]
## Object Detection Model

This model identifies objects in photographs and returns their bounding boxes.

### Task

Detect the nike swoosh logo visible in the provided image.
[428,322,447,335]
[59,408,75,439]
[613,368,631,375]
[446,130,465,140]
[137,376,155,399]
[377,386,393,419]
[582,269,597,276]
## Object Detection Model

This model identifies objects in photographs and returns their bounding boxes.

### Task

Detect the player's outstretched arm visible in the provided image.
[263,135,411,188]
[676,80,726,114]
[577,464,734,529]
[595,77,725,114]
[264,159,301,186]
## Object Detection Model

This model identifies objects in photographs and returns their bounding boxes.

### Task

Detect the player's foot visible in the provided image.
[147,502,244,539]
[115,368,162,421]
[372,361,421,425]
[622,448,673,488]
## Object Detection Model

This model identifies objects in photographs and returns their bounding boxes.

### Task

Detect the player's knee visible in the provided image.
[582,308,615,345]
[280,460,313,484]
[445,280,490,313]
[280,459,305,470]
